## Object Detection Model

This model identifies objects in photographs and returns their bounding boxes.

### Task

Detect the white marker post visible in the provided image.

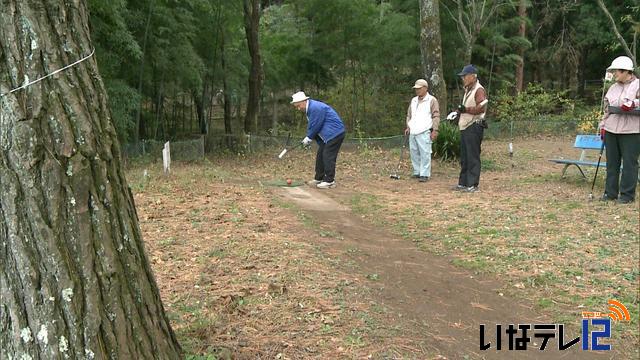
[162,141,171,175]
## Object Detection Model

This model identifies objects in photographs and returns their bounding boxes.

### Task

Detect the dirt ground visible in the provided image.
[128,136,638,359]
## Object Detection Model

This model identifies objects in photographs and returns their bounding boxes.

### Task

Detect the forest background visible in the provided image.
[87,0,639,150]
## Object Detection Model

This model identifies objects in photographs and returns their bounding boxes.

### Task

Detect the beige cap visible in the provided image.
[413,79,428,88]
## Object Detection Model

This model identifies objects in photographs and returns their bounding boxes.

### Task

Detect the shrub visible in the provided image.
[433,121,460,161]
[576,106,602,134]
[491,83,574,124]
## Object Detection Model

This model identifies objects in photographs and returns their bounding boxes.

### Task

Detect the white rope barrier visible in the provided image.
[0,48,95,126]
[0,48,95,98]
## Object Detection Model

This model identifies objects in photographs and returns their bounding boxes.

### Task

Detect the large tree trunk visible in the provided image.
[418,0,447,114]
[0,1,182,358]
[243,0,262,134]
[515,0,526,94]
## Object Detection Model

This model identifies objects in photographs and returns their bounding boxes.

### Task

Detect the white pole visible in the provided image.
[163,141,171,175]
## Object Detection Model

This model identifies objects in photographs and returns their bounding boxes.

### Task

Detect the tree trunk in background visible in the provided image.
[515,0,526,94]
[0,1,182,358]
[243,0,262,134]
[134,1,153,145]
[577,49,587,98]
[196,85,208,135]
[272,92,279,135]
[221,29,233,148]
[418,0,447,114]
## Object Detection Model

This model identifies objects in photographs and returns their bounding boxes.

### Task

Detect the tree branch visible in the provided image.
[596,0,635,65]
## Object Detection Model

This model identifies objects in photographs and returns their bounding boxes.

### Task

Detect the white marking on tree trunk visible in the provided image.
[85,349,95,359]
[20,327,33,343]
[59,336,68,353]
[62,288,73,302]
[36,324,48,345]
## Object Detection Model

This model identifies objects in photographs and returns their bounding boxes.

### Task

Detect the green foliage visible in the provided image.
[576,106,602,134]
[433,121,460,161]
[261,4,314,91]
[84,0,635,147]
[492,83,574,124]
[105,79,141,142]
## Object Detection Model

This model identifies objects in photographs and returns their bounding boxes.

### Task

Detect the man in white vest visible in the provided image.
[453,65,488,192]
[405,79,440,182]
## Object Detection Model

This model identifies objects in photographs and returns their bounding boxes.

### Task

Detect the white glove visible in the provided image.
[446,111,458,121]
[302,137,312,146]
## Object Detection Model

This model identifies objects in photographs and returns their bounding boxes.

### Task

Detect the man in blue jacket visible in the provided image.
[291,91,346,189]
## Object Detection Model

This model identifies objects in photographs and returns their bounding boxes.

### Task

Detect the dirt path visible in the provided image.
[276,185,610,359]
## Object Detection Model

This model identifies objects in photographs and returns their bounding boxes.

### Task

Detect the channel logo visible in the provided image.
[607,299,630,322]
[480,299,631,351]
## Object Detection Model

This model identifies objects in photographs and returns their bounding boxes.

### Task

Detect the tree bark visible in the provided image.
[243,0,262,134]
[515,0,526,94]
[0,1,182,358]
[418,0,447,114]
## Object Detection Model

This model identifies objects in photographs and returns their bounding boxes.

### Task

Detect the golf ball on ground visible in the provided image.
[286,179,292,185]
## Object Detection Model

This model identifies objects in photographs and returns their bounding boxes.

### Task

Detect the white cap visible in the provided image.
[607,56,635,71]
[291,91,309,104]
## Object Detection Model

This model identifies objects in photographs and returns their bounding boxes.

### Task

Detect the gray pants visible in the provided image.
[604,132,640,201]
[409,131,432,177]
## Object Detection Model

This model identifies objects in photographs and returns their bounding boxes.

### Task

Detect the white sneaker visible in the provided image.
[316,181,336,189]
[307,179,321,186]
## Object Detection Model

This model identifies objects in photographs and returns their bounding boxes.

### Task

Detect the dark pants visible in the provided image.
[315,132,345,183]
[458,123,484,187]
[604,132,640,201]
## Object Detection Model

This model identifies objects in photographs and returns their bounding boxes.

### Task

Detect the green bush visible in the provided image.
[491,83,574,124]
[433,121,460,161]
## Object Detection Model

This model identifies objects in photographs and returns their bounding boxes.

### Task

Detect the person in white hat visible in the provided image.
[405,79,440,182]
[291,91,346,189]
[598,56,639,204]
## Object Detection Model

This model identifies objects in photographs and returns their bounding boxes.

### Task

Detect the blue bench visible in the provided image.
[549,135,605,179]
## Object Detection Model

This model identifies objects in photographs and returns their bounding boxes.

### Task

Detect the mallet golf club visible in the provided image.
[278,142,305,159]
[390,134,408,179]
[588,138,605,201]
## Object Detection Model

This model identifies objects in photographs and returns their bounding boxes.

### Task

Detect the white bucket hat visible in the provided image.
[291,91,309,104]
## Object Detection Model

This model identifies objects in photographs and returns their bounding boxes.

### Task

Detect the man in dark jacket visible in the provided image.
[291,91,346,189]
